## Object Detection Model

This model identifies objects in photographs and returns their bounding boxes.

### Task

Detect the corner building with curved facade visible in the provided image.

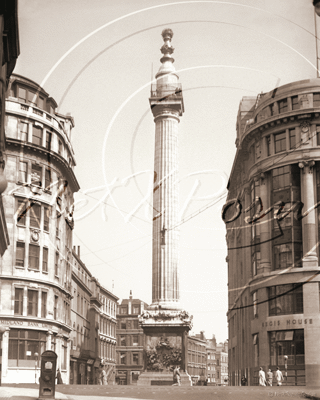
[225,79,320,386]
[0,74,79,383]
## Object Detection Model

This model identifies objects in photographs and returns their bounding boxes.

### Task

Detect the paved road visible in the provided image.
[1,384,320,400]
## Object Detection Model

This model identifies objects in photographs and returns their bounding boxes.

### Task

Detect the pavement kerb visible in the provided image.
[0,387,69,399]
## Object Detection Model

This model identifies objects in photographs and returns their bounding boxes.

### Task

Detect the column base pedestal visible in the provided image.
[138,308,193,385]
[302,256,318,268]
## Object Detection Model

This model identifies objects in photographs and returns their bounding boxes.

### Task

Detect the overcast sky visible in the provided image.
[15,0,318,342]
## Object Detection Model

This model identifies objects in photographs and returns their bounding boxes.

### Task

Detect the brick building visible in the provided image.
[187,332,207,385]
[116,292,147,385]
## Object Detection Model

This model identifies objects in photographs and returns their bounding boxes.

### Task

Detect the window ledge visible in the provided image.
[16,224,26,228]
[42,270,48,274]
[28,268,40,272]
[15,265,25,269]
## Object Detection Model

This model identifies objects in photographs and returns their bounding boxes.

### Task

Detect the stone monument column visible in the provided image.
[138,29,192,386]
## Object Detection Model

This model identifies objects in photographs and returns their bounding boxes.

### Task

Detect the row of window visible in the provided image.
[16,241,60,276]
[188,352,206,364]
[256,93,320,123]
[253,329,304,368]
[16,198,65,239]
[13,85,55,114]
[17,120,66,157]
[101,341,116,360]
[74,290,90,319]
[119,352,141,365]
[101,298,116,317]
[119,305,141,315]
[250,165,302,275]
[100,317,115,337]
[117,319,139,330]
[18,161,52,189]
[119,335,140,347]
[17,199,51,231]
[8,329,68,369]
[253,284,303,320]
[249,126,320,167]
[14,287,70,324]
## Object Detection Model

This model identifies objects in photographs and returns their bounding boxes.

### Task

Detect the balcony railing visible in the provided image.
[150,83,182,99]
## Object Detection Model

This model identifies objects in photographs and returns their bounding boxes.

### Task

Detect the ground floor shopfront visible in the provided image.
[115,368,142,385]
[229,313,320,386]
[0,319,71,384]
[70,357,116,385]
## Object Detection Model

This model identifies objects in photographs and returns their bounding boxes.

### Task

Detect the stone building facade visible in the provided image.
[0,1,19,260]
[224,78,320,386]
[0,73,79,384]
[116,293,147,385]
[70,246,93,384]
[87,277,117,385]
[98,281,118,384]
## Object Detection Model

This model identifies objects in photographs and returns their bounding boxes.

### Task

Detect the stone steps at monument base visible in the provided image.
[137,371,192,386]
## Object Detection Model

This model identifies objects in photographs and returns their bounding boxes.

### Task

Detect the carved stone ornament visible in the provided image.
[146,337,182,372]
[300,121,310,144]
[65,208,74,230]
[139,309,193,329]
[31,230,40,243]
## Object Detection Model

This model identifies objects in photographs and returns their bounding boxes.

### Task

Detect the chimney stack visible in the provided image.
[77,246,80,257]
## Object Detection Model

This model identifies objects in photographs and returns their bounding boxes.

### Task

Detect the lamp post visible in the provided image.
[34,352,39,384]
[284,355,288,386]
[313,0,320,77]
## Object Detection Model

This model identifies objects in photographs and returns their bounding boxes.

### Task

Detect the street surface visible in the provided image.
[1,384,320,400]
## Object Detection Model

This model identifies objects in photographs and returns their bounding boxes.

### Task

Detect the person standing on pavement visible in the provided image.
[258,367,266,386]
[267,369,273,386]
[241,375,247,386]
[275,367,284,386]
[172,366,181,386]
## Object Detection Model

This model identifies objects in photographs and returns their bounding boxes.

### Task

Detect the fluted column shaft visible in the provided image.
[300,164,318,267]
[152,112,180,306]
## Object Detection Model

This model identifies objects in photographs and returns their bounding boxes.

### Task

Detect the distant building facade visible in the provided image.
[70,247,118,385]
[215,341,228,385]
[0,73,79,383]
[225,79,320,386]
[206,335,217,384]
[116,292,148,385]
[70,246,93,384]
[187,332,207,385]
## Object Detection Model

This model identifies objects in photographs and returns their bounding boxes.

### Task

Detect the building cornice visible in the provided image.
[0,274,73,298]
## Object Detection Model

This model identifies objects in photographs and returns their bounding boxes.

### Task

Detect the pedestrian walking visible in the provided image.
[275,367,284,386]
[172,366,181,386]
[258,367,266,386]
[267,369,273,386]
[241,375,247,386]
[56,368,63,384]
